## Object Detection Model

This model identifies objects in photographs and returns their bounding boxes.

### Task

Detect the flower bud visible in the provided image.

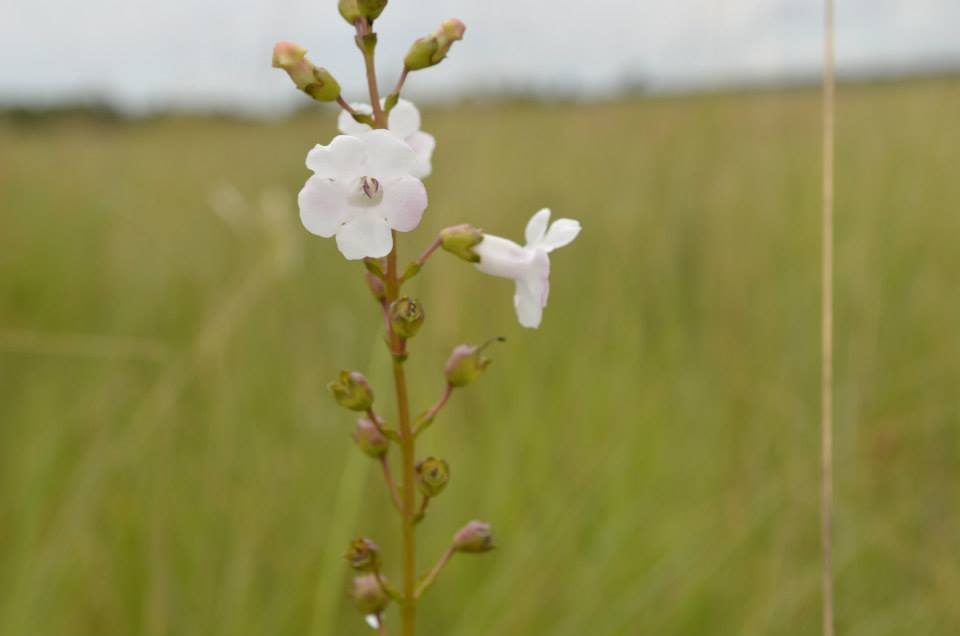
[352,574,389,615]
[345,537,381,571]
[389,297,425,339]
[338,0,388,24]
[444,337,504,388]
[271,42,341,102]
[440,224,483,263]
[453,520,495,553]
[328,371,374,411]
[414,457,450,497]
[353,415,389,458]
[366,271,386,303]
[403,18,466,71]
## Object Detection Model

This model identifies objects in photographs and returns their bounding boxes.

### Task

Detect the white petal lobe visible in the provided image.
[524,208,552,247]
[380,177,428,232]
[388,99,422,138]
[336,213,393,260]
[298,178,348,237]
[541,218,582,252]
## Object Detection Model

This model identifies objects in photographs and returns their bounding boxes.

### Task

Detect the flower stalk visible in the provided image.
[274,4,579,634]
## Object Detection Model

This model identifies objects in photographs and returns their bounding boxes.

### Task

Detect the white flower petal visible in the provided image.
[336,212,393,260]
[362,130,418,181]
[306,135,365,180]
[337,103,374,136]
[474,234,532,279]
[524,208,552,247]
[513,251,550,328]
[380,176,427,232]
[388,99,421,138]
[298,177,348,237]
[406,131,435,178]
[364,614,380,630]
[541,218,582,252]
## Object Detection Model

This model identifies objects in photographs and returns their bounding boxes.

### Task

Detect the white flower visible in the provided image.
[338,98,436,178]
[474,208,581,329]
[298,130,428,260]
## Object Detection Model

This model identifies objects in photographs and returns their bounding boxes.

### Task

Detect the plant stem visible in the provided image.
[415,546,456,599]
[820,1,835,636]
[358,20,413,635]
[356,19,386,127]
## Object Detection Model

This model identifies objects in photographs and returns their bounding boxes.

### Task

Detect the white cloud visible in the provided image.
[1,0,958,114]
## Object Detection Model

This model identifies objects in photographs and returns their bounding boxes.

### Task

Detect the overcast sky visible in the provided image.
[2,0,959,114]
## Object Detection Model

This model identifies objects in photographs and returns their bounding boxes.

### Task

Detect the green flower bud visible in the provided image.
[414,457,450,497]
[345,537,381,571]
[338,0,387,25]
[453,520,495,553]
[353,416,389,458]
[389,297,425,339]
[403,37,440,71]
[444,338,504,388]
[352,574,389,615]
[328,371,374,411]
[440,224,483,263]
[403,18,466,71]
[271,42,341,102]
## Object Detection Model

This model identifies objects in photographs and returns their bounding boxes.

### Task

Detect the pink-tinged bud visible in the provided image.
[352,574,389,614]
[444,337,504,388]
[345,537,381,571]
[403,18,466,71]
[365,271,386,303]
[415,457,450,497]
[353,415,389,458]
[328,371,374,411]
[453,520,495,553]
[271,41,341,102]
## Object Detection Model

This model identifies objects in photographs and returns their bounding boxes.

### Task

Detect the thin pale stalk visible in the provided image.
[821,1,836,636]
[415,546,456,599]
[379,455,403,512]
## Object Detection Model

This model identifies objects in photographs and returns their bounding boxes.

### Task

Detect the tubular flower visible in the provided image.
[337,99,435,178]
[299,130,428,260]
[474,208,581,329]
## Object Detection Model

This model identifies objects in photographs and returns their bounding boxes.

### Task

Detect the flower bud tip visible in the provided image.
[345,537,381,571]
[415,457,450,497]
[453,520,495,553]
[329,370,375,411]
[389,297,425,339]
[353,416,389,458]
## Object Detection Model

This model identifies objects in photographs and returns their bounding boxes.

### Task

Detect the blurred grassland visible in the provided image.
[0,78,959,636]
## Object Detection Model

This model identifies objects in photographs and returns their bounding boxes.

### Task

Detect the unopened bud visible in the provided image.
[272,42,341,102]
[415,457,450,497]
[366,271,386,302]
[440,224,483,263]
[328,371,374,411]
[353,415,389,458]
[444,337,504,388]
[352,574,389,615]
[345,537,381,571]
[389,297,425,339]
[338,0,388,24]
[403,18,466,71]
[453,520,495,553]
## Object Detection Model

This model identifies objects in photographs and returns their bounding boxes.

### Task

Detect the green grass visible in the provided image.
[1,78,959,636]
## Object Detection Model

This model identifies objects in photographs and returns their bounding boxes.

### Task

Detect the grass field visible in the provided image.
[1,78,959,636]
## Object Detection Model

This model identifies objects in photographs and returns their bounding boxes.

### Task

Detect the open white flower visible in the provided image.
[474,209,581,329]
[338,99,435,178]
[298,130,428,260]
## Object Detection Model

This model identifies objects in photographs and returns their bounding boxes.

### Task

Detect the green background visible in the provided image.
[1,79,958,635]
